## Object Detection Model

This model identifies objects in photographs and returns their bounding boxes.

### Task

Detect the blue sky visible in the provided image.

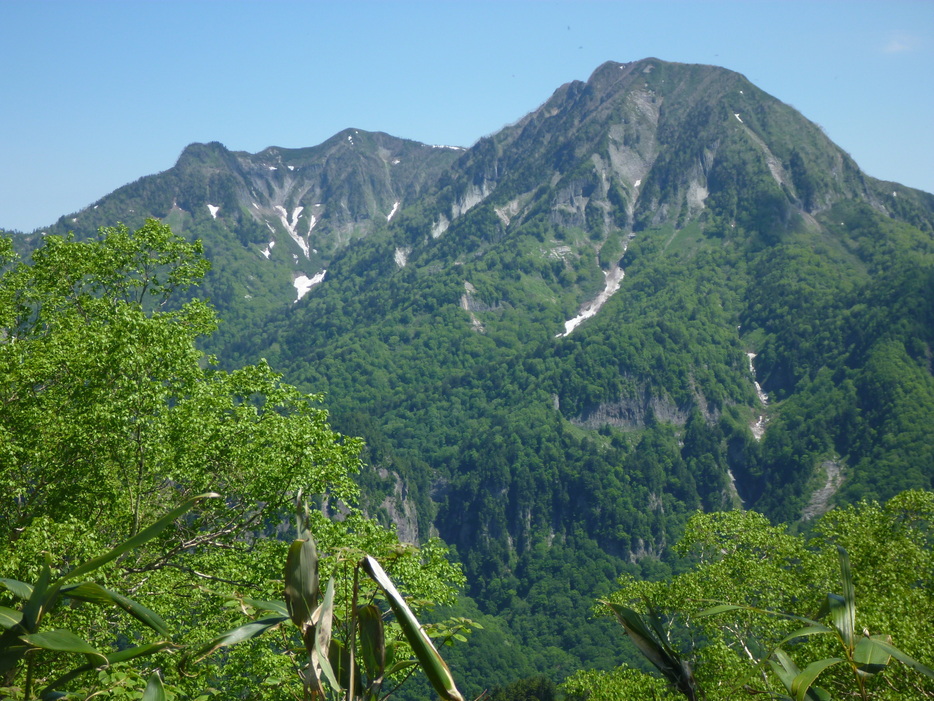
[2,0,932,233]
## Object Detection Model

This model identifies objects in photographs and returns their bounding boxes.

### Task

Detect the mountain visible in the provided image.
[9,58,934,692]
[17,131,462,347]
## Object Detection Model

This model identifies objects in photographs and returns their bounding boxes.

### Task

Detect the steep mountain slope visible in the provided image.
[16,132,461,346]
[229,59,934,687]
[8,58,934,691]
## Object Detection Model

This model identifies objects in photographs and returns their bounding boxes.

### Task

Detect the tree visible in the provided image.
[0,221,464,697]
[187,506,472,701]
[0,494,216,699]
[576,491,934,700]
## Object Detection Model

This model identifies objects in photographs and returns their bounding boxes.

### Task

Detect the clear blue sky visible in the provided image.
[2,0,932,233]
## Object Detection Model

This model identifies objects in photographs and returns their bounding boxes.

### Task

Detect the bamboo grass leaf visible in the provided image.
[362,555,465,701]
[141,671,166,701]
[357,603,386,682]
[853,636,891,676]
[771,650,832,701]
[186,615,288,663]
[238,599,289,616]
[40,642,174,698]
[311,577,340,693]
[695,604,744,618]
[63,492,220,583]
[604,602,674,672]
[770,649,801,691]
[284,535,319,630]
[20,557,52,633]
[779,624,834,646]
[19,629,107,666]
[836,547,857,650]
[0,579,33,601]
[0,607,23,630]
[864,638,934,678]
[61,582,169,636]
[602,601,699,701]
[791,658,843,701]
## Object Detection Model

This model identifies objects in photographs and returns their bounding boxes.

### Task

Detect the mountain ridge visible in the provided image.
[6,58,934,691]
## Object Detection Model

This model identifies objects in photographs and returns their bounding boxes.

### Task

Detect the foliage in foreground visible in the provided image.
[565,490,934,700]
[0,222,464,698]
[188,504,472,701]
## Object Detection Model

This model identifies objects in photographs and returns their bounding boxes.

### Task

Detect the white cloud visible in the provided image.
[883,32,920,53]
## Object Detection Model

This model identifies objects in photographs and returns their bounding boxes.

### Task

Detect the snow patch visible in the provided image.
[394,247,410,268]
[275,205,309,258]
[252,202,260,209]
[387,201,401,222]
[557,266,625,337]
[634,179,641,188]
[268,166,278,171]
[734,113,743,123]
[287,165,295,171]
[747,352,769,440]
[432,145,466,150]
[261,240,275,259]
[293,270,326,302]
[391,159,401,165]
[207,204,220,219]
[747,353,769,405]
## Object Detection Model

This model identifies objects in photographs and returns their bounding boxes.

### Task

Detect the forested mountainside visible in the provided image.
[9,58,934,691]
[16,131,462,352]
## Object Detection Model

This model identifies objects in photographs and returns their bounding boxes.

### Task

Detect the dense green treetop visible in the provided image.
[0,221,464,698]
[571,490,934,700]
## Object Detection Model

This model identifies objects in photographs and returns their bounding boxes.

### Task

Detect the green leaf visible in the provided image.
[836,546,856,650]
[791,658,843,701]
[186,615,288,663]
[606,603,672,669]
[779,624,834,646]
[106,641,174,664]
[141,672,166,701]
[41,643,173,699]
[311,577,340,693]
[695,603,744,618]
[770,649,802,692]
[603,601,699,700]
[20,629,107,666]
[363,555,465,701]
[854,636,892,675]
[0,606,23,629]
[865,638,934,679]
[238,598,289,616]
[284,535,319,630]
[357,603,386,682]
[61,582,169,636]
[384,640,418,676]
[62,492,220,583]
[0,578,33,600]
[771,650,832,701]
[20,557,52,633]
